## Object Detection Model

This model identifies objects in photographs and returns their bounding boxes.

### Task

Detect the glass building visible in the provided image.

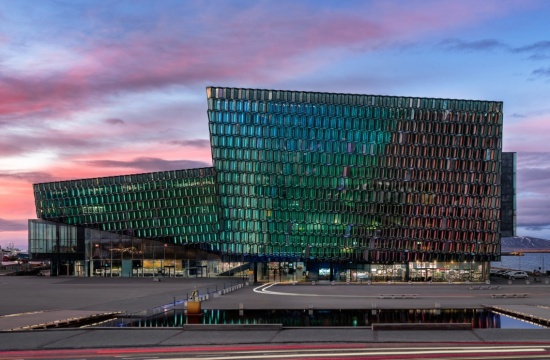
[29,87,515,281]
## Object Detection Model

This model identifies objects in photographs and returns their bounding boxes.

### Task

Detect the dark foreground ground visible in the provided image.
[1,275,550,351]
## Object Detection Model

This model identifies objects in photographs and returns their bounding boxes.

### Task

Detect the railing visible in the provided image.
[121,278,248,322]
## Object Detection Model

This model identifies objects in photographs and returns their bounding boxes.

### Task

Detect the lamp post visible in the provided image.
[152,241,156,277]
[91,244,101,276]
[88,241,93,277]
[153,216,158,277]
[163,243,167,276]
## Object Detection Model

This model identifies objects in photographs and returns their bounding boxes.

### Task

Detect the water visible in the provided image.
[95,309,545,329]
[492,253,550,272]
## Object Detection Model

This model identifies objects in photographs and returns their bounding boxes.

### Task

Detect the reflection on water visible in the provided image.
[492,253,550,273]
[98,309,545,329]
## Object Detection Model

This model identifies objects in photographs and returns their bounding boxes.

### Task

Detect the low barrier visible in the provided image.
[183,324,283,330]
[378,294,418,299]
[372,323,472,331]
[491,293,528,298]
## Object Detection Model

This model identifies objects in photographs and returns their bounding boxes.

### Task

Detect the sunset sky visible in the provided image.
[1,0,550,250]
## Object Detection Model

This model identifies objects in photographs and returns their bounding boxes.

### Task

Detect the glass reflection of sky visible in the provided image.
[498,315,543,329]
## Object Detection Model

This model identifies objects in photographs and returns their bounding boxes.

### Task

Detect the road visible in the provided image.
[2,344,550,359]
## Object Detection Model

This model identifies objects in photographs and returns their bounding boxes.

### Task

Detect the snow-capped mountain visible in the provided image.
[501,236,550,251]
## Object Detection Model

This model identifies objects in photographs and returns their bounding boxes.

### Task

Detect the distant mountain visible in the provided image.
[501,236,550,251]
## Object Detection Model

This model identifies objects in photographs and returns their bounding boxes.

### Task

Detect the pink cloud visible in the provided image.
[505,116,550,152]
[0,177,37,229]
[371,1,529,37]
[0,0,544,249]
[1,1,531,125]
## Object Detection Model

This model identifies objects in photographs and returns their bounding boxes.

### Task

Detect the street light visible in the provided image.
[88,241,94,277]
[163,243,167,275]
[90,243,99,277]
[153,216,158,277]
[152,241,156,277]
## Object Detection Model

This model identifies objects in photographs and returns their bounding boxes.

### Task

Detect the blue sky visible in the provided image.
[1,0,550,249]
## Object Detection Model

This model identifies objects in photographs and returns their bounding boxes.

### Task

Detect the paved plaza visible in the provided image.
[1,275,550,350]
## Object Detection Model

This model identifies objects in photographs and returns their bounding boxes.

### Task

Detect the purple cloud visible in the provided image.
[105,118,125,125]
[168,139,210,148]
[511,41,550,60]
[0,218,28,232]
[0,171,57,184]
[438,38,507,51]
[0,129,97,157]
[517,152,550,170]
[515,152,550,229]
[531,67,550,77]
[1,1,526,126]
[82,157,211,172]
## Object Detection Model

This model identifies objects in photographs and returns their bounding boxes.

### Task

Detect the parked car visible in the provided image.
[507,271,529,280]
[496,269,512,277]
[489,269,500,276]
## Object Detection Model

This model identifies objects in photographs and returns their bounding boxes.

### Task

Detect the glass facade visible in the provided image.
[208,87,504,263]
[500,152,516,238]
[29,86,515,280]
[33,167,219,247]
[28,219,247,277]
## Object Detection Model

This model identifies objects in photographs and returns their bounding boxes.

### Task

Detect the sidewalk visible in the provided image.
[1,327,550,351]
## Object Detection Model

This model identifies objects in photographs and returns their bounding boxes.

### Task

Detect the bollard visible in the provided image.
[331,281,335,286]
[187,301,201,315]
[312,281,316,286]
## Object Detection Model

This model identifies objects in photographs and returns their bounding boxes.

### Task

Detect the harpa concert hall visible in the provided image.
[29,87,516,282]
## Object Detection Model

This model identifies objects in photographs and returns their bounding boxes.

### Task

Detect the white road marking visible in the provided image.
[253,283,367,297]
[140,347,547,360]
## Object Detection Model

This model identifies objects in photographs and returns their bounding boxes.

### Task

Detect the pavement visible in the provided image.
[1,275,550,351]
